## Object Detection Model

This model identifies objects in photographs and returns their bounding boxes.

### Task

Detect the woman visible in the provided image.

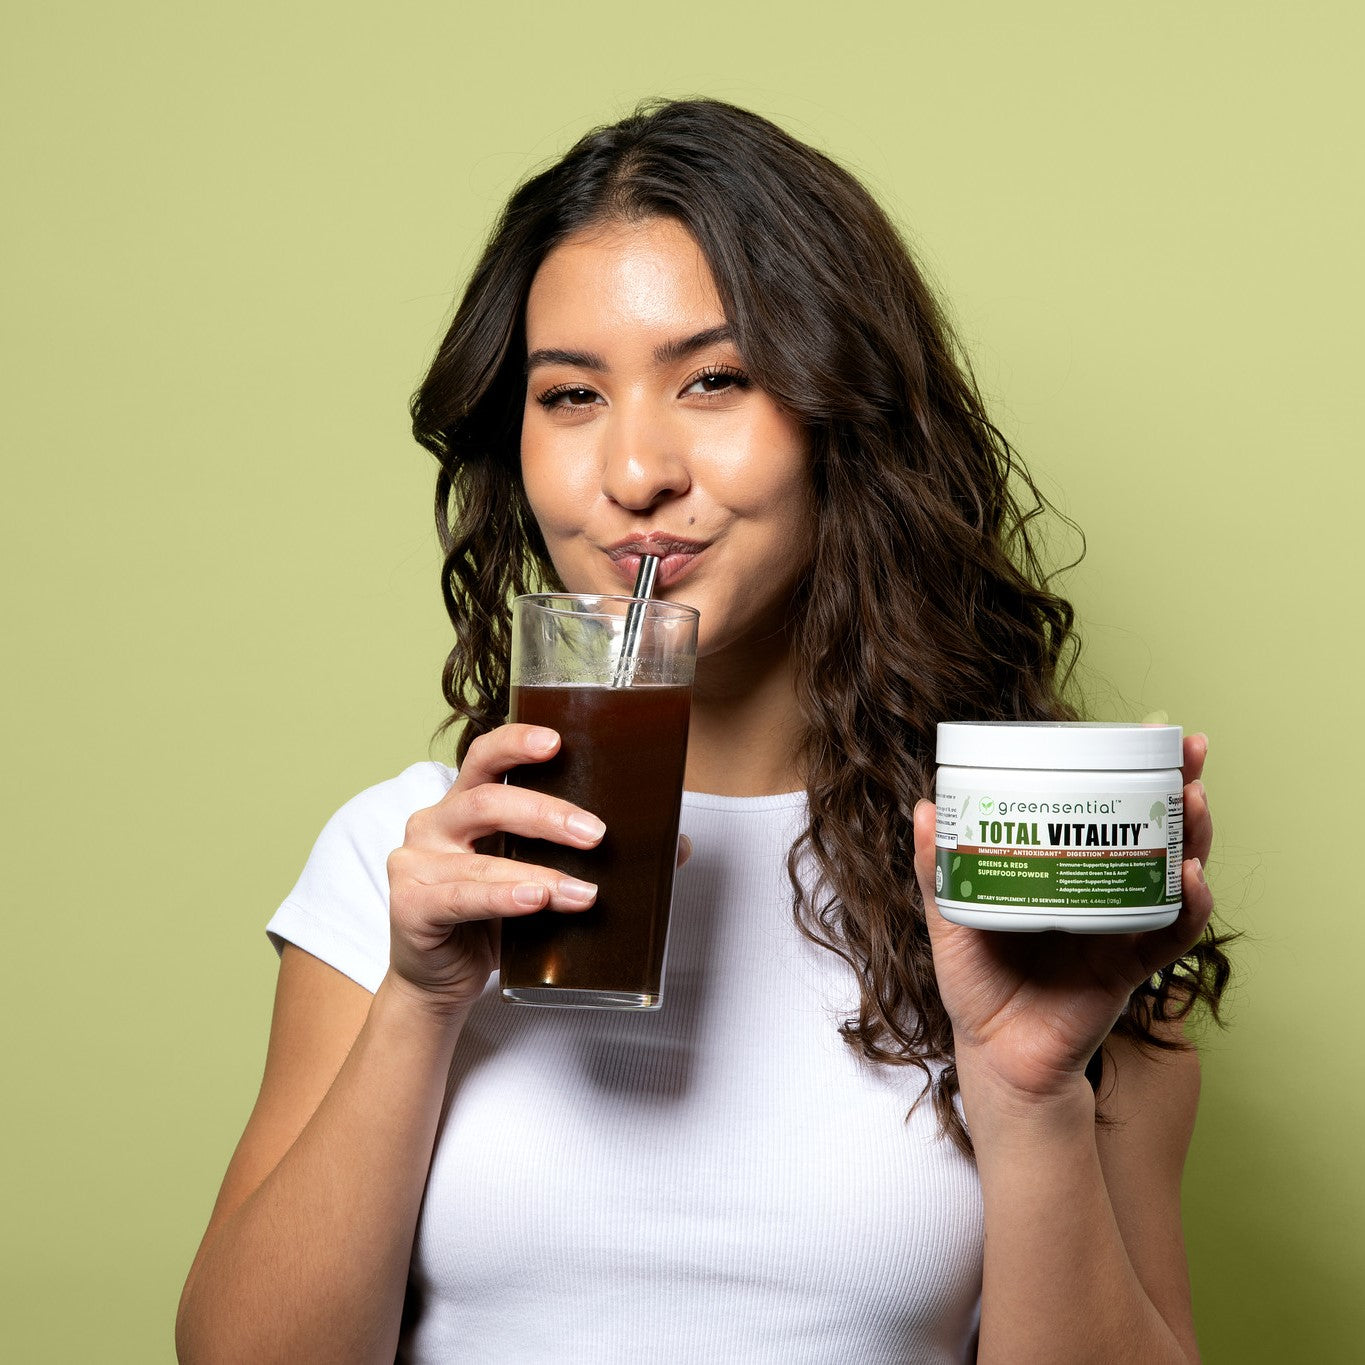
[177,99,1229,1363]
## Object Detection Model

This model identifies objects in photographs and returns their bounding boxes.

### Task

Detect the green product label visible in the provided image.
[935,848,1169,909]
[933,783,1183,909]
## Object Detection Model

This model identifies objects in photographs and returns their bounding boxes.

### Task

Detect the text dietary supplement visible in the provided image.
[934,723,1184,934]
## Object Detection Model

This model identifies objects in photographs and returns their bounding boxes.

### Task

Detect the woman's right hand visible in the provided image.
[384,724,605,1016]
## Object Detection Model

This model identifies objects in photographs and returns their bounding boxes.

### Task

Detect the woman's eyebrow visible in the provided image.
[525,325,735,377]
[525,346,607,375]
[652,324,733,365]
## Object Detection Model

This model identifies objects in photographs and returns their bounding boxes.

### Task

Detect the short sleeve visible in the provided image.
[266,760,458,993]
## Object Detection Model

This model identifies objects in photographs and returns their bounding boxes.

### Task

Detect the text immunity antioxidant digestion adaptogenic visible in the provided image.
[934,723,1184,933]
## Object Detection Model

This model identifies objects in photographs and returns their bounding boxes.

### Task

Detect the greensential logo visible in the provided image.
[994,797,1117,816]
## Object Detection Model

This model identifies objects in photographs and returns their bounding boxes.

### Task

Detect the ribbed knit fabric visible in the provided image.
[268,764,983,1364]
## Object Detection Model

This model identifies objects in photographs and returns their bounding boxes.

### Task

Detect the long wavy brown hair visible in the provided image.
[410,98,1231,1151]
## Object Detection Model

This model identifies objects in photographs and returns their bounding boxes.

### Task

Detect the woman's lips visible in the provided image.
[606,540,709,590]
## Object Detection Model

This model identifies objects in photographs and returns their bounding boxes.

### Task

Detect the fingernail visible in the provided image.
[1195,779,1207,802]
[526,728,558,754]
[557,877,597,905]
[1193,858,1206,885]
[566,812,606,841]
[513,883,547,908]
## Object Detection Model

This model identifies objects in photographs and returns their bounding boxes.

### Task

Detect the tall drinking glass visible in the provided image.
[499,593,699,1010]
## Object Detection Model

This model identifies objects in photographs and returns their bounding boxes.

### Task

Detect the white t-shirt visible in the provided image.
[267,762,983,1364]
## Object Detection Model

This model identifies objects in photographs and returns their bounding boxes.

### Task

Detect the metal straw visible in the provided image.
[611,554,660,688]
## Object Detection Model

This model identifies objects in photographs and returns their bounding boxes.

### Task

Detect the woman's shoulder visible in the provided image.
[327,760,459,831]
[298,759,459,882]
[266,761,458,992]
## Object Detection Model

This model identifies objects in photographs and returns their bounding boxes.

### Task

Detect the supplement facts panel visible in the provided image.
[1165,791,1184,899]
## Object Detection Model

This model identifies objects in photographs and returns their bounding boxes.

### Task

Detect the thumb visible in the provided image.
[913,799,957,949]
[912,799,940,908]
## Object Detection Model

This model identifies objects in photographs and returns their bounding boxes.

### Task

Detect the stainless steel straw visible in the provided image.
[611,554,660,688]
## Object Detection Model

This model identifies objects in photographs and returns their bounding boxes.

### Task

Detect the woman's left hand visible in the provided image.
[912,734,1216,1100]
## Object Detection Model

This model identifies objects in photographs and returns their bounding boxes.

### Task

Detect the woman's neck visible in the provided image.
[683,634,805,797]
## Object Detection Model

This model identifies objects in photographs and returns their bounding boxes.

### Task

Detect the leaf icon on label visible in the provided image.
[980,799,994,813]
[952,856,961,872]
[1149,801,1164,830]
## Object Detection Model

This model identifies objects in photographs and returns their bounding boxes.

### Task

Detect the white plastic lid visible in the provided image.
[936,721,1183,772]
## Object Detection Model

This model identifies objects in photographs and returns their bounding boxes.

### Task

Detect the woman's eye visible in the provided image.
[536,385,601,409]
[684,367,750,397]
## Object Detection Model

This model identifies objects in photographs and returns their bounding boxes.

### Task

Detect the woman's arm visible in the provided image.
[177,724,610,1364]
[913,734,1216,1364]
[958,1027,1201,1364]
[175,950,468,1365]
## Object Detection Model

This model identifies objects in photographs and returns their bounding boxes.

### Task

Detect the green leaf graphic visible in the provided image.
[1149,801,1164,830]
[952,856,961,872]
[980,799,994,813]
[959,879,973,897]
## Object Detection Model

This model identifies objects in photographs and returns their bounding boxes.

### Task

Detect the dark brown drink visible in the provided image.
[500,682,691,1008]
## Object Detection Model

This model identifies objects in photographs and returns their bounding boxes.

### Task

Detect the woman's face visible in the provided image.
[520,216,813,661]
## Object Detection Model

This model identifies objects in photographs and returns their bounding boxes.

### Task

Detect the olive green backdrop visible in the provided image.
[4,2,1361,1360]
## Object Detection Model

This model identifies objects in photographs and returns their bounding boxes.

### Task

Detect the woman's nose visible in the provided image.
[599,403,691,512]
